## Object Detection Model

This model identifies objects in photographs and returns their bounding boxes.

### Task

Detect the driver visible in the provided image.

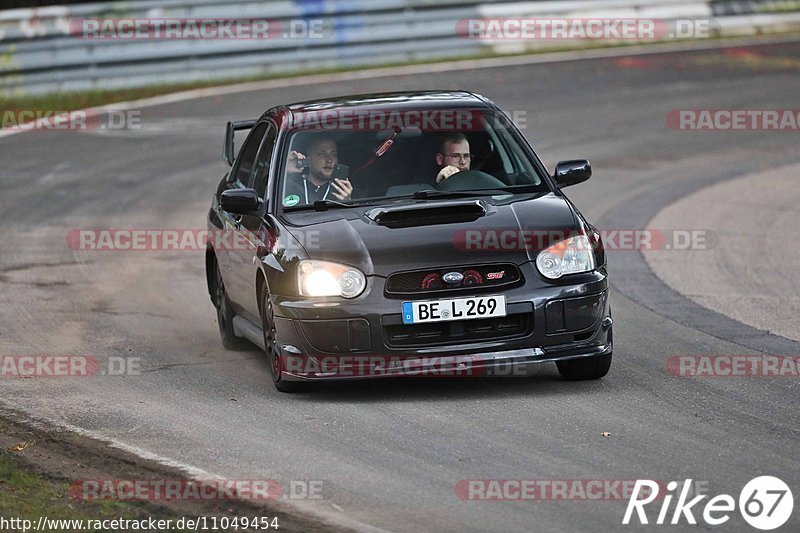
[286,135,353,203]
[435,133,472,183]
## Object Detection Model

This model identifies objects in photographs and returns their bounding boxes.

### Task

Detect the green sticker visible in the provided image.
[283,194,300,207]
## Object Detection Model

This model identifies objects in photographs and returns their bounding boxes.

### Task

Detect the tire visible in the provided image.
[213,258,247,350]
[260,284,304,393]
[556,352,612,380]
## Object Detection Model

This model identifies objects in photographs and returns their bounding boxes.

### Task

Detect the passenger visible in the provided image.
[286,135,353,203]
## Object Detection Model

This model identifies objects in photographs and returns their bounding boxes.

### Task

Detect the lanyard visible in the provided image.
[304,179,331,204]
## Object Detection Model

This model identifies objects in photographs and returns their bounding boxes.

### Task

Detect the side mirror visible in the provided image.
[554,160,592,188]
[221,188,262,215]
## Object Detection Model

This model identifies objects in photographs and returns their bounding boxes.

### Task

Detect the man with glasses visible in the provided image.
[285,135,353,204]
[434,133,472,183]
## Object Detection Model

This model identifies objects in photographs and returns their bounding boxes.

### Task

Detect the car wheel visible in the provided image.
[213,258,246,350]
[260,285,303,393]
[556,351,612,380]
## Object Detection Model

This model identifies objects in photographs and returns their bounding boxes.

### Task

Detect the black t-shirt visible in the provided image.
[282,173,334,206]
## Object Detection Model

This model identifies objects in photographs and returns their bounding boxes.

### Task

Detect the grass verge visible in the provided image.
[0,448,189,532]
[0,415,343,532]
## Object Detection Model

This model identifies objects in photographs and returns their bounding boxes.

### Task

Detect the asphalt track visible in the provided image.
[646,161,800,344]
[2,39,800,531]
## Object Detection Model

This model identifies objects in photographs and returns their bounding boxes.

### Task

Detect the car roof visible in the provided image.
[279,91,496,128]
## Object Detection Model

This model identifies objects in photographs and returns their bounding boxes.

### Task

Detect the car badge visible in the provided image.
[486,271,505,280]
[443,271,464,285]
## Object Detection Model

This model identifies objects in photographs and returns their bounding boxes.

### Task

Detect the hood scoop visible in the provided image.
[366,200,487,228]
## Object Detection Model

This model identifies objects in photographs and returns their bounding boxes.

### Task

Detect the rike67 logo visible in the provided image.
[623,477,793,530]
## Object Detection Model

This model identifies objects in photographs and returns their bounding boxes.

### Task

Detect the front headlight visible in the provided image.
[298,260,366,298]
[536,235,595,279]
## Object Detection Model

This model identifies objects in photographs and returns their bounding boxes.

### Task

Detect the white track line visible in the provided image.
[0,406,392,533]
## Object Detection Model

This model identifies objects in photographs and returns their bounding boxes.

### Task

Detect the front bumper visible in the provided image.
[279,333,612,381]
[272,263,611,381]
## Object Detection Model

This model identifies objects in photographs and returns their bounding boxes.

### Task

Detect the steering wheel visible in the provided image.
[436,169,507,191]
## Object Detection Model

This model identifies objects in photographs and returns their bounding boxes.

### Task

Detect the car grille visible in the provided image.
[385,264,522,296]
[382,303,533,348]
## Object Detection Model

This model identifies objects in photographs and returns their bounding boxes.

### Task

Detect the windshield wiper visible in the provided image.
[284,199,371,212]
[411,185,547,198]
[406,189,502,200]
[497,184,544,193]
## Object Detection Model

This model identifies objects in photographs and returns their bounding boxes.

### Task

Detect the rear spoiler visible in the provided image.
[223,119,257,166]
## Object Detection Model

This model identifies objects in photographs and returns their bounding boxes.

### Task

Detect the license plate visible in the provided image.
[402,295,506,324]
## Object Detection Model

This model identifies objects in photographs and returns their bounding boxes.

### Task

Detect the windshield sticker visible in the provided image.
[283,194,300,207]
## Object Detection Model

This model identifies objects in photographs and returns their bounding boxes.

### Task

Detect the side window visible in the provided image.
[230,123,267,186]
[486,125,514,176]
[251,124,278,199]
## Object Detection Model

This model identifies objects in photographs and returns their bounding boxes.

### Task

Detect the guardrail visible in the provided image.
[1,0,799,95]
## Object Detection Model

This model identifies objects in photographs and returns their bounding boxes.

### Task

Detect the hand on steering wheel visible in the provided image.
[436,165,462,183]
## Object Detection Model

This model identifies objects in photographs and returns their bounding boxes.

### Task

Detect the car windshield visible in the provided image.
[278,108,549,209]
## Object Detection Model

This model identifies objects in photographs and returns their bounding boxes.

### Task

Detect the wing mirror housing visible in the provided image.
[554,159,592,188]
[220,188,262,215]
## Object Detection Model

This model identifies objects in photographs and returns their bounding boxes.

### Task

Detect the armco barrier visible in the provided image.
[0,0,799,95]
